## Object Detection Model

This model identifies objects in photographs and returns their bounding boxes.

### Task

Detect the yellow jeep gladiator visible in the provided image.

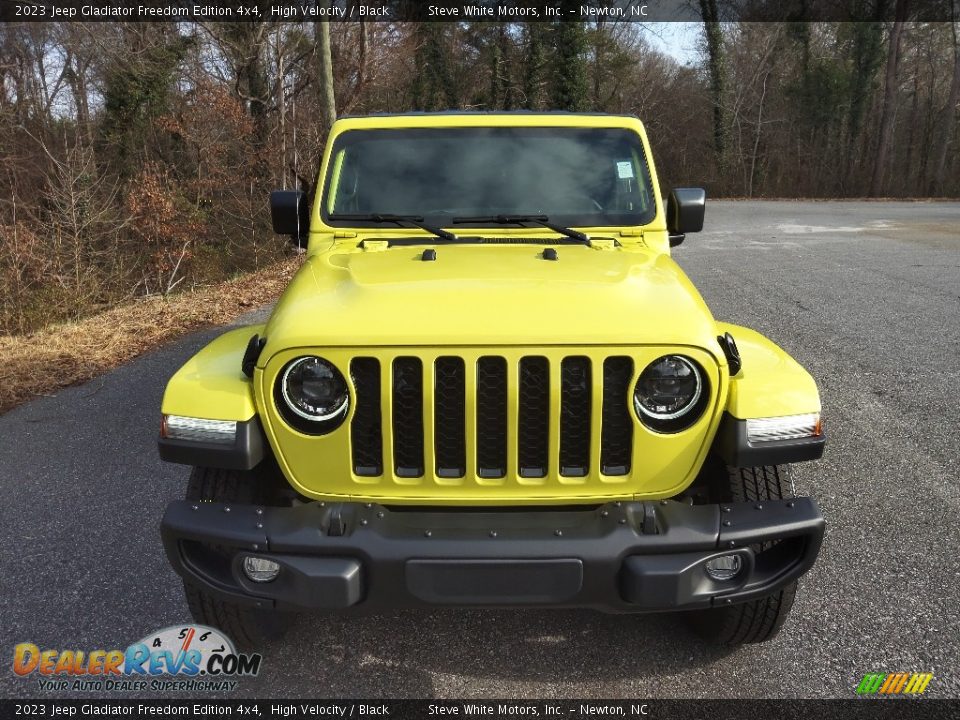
[159,113,826,647]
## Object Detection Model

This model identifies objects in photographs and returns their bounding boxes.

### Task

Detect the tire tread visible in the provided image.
[180,466,290,649]
[685,460,799,646]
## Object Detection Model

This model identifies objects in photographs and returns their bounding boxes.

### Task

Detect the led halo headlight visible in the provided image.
[634,355,707,432]
[275,356,349,434]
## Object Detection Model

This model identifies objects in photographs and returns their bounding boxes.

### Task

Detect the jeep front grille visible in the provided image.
[433,356,467,477]
[600,356,635,475]
[349,357,383,476]
[475,356,508,478]
[349,354,635,483]
[391,357,425,477]
[517,357,550,478]
[559,356,592,476]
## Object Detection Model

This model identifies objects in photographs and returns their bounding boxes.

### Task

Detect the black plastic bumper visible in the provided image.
[160,497,824,613]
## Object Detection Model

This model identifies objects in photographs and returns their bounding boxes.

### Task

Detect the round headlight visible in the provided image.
[634,355,706,431]
[277,357,349,432]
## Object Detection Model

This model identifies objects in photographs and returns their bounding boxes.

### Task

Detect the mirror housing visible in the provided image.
[666,187,706,247]
[270,190,309,248]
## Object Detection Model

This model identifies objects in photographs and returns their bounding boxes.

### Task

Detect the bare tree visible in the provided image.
[930,6,960,194]
[41,143,128,298]
[4,15,960,336]
[316,17,337,131]
[870,0,909,196]
[699,0,728,169]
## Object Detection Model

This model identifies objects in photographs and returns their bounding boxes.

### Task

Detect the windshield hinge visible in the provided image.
[619,228,643,237]
[361,240,389,252]
[588,238,617,250]
[334,231,357,239]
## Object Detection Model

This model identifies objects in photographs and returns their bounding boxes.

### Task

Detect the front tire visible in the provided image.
[684,462,799,646]
[180,465,293,649]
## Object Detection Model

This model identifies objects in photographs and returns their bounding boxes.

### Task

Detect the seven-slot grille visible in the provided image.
[350,355,634,481]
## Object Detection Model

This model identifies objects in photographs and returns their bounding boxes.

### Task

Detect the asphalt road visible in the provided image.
[2,201,958,700]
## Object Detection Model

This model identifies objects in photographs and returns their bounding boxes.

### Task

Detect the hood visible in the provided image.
[263,242,719,351]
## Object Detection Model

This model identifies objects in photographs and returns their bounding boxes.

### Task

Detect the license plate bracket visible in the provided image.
[405,558,583,604]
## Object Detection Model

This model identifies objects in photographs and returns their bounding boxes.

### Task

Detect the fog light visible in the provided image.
[704,554,743,581]
[242,556,280,583]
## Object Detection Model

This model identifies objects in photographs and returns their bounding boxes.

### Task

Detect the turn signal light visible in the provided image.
[161,415,237,445]
[746,413,821,443]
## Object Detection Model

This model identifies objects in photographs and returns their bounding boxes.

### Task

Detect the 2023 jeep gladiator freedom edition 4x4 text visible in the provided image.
[158,113,826,648]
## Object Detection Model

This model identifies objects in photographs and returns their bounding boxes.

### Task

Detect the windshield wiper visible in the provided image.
[329,213,457,242]
[452,215,589,243]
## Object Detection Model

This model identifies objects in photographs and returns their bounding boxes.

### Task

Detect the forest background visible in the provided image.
[1,1,958,334]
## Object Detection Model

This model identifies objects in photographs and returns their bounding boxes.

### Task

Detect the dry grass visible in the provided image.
[0,256,303,415]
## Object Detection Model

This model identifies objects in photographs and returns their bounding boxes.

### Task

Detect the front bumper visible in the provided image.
[160,498,824,613]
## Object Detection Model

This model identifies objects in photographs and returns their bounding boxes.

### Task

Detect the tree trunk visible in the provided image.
[930,10,960,195]
[748,69,771,198]
[412,23,457,111]
[523,22,546,109]
[870,0,908,197]
[316,16,337,132]
[592,19,604,109]
[843,3,889,191]
[489,23,505,109]
[551,1,588,111]
[220,24,269,149]
[699,0,727,168]
[904,69,920,187]
[498,22,515,110]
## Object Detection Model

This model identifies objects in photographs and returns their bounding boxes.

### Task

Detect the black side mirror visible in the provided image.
[666,187,706,247]
[270,190,309,248]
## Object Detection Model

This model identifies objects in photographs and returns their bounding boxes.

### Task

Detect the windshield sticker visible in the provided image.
[616,161,635,179]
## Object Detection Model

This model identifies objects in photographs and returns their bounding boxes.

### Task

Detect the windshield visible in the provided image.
[322,126,656,228]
